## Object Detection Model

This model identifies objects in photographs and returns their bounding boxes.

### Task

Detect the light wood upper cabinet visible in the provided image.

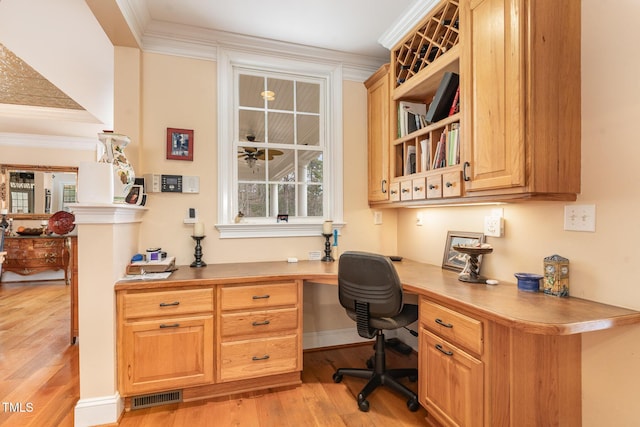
[368,0,581,207]
[365,64,391,203]
[460,0,581,198]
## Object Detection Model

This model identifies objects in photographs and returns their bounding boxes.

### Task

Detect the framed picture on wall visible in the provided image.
[166,128,194,161]
[442,231,485,271]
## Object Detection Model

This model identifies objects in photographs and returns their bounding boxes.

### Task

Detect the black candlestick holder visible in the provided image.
[321,233,334,262]
[190,235,207,268]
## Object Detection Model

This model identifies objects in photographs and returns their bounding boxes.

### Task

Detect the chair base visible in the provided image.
[333,332,419,412]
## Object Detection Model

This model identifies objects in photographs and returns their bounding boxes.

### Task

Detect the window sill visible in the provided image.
[215,222,344,239]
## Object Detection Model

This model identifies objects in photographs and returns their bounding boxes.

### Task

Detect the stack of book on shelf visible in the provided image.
[404,145,417,175]
[126,256,176,275]
[398,101,427,137]
[426,72,459,124]
[431,123,460,169]
[420,138,430,172]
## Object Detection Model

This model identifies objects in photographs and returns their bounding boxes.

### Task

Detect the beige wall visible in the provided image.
[127,52,398,334]
[395,2,640,424]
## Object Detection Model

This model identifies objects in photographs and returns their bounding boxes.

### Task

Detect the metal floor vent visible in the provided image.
[131,390,182,410]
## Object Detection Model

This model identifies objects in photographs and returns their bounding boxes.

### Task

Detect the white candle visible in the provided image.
[322,220,333,235]
[194,222,205,237]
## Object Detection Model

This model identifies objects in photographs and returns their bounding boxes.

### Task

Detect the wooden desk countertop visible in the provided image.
[115,259,640,336]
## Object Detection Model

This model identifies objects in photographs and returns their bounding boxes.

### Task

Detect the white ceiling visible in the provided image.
[126,0,417,60]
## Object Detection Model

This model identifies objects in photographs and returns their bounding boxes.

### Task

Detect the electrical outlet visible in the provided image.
[484,216,504,237]
[373,211,383,225]
[564,204,596,232]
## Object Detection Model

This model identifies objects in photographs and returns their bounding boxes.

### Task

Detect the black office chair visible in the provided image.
[332,251,420,412]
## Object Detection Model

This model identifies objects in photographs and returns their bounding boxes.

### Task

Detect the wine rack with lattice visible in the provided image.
[393,0,459,88]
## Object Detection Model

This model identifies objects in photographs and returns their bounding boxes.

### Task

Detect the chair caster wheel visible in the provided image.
[358,398,370,412]
[332,373,343,383]
[407,397,420,412]
[409,374,418,382]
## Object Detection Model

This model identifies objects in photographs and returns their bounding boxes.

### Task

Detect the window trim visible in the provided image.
[216,48,344,238]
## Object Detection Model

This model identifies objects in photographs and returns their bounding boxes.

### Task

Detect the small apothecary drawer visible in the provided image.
[420,298,483,355]
[122,288,214,320]
[220,307,298,338]
[220,282,298,311]
[219,334,299,382]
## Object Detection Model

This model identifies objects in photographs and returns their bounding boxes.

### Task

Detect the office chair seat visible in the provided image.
[333,251,420,413]
[344,304,418,332]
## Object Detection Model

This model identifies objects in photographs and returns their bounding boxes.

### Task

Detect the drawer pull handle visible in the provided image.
[159,301,180,307]
[252,294,270,300]
[435,344,454,356]
[435,318,453,328]
[252,355,270,361]
[159,323,180,329]
[252,320,271,326]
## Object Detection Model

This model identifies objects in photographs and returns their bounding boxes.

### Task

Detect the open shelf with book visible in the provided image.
[386,0,462,204]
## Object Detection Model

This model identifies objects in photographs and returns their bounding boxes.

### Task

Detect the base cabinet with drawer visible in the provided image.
[218,281,302,382]
[117,287,214,396]
[117,280,303,406]
[419,298,483,427]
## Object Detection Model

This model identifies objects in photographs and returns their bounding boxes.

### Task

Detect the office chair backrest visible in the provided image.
[338,251,403,319]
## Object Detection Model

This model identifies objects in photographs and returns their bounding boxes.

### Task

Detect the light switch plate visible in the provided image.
[564,204,596,232]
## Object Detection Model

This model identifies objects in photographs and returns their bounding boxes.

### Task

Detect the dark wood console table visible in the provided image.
[2,235,78,343]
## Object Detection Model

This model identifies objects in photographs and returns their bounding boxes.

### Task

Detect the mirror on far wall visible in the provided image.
[0,164,78,220]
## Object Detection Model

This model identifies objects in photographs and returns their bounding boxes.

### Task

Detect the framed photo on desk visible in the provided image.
[442,231,484,272]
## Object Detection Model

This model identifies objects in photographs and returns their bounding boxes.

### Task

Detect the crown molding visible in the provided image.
[141,21,385,81]
[378,0,440,50]
[0,132,97,151]
[115,0,386,82]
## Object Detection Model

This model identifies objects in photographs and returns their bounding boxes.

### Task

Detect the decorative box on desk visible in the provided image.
[544,254,570,297]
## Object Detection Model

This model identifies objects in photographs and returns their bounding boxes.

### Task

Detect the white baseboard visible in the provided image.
[74,392,123,427]
[303,326,418,352]
[303,327,403,350]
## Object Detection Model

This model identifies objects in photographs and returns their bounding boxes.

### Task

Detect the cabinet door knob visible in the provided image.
[252,320,271,326]
[428,184,437,190]
[390,189,397,195]
[381,179,387,194]
[159,301,180,307]
[402,188,410,193]
[435,344,454,356]
[463,161,471,181]
[252,354,270,361]
[159,323,180,329]
[446,182,453,188]
[414,186,423,191]
[252,294,270,299]
[435,318,453,328]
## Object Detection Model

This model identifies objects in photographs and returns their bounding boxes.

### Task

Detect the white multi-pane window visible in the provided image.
[217,50,343,238]
[236,72,324,219]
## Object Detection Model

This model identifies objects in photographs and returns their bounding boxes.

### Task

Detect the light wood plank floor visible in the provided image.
[0,280,427,426]
[0,280,78,427]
